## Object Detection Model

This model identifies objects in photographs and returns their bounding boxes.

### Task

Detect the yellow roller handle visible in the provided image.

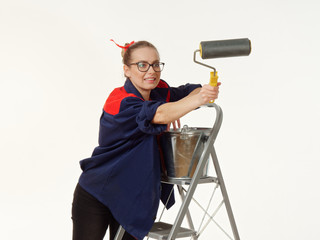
[209,71,218,103]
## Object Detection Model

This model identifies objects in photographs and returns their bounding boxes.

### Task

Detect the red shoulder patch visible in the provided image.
[103,87,140,115]
[156,80,170,102]
[156,80,169,89]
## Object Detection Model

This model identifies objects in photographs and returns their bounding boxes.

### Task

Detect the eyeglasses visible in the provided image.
[128,61,165,72]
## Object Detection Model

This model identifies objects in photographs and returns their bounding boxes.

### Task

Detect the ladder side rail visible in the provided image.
[211,146,240,240]
[167,103,222,240]
[114,225,125,240]
[210,103,240,240]
[177,185,196,232]
[209,103,223,141]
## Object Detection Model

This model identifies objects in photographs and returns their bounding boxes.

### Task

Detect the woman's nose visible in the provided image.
[147,65,156,73]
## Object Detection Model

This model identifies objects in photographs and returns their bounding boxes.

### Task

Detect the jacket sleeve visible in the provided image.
[119,97,168,135]
[169,83,202,102]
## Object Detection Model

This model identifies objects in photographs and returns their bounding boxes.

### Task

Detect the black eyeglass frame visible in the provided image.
[128,61,165,72]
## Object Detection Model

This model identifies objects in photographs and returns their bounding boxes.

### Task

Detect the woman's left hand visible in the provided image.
[167,119,181,131]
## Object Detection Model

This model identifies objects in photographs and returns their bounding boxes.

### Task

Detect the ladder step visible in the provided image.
[148,222,196,240]
[162,176,218,185]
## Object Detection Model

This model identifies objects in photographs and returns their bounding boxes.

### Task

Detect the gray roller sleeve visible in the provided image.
[200,38,251,59]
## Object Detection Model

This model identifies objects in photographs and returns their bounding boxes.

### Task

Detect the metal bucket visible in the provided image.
[159,126,211,180]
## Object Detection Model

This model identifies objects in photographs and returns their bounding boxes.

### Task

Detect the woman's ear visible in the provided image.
[123,65,131,78]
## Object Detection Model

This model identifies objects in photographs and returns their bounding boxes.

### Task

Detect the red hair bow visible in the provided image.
[110,39,135,51]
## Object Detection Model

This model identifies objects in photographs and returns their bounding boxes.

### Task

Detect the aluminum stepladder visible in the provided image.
[114,103,240,240]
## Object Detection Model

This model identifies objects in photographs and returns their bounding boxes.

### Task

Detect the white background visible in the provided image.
[1,0,320,239]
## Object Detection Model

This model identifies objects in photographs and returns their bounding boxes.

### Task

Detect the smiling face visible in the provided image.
[123,47,161,100]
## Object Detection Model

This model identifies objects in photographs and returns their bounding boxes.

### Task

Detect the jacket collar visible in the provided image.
[123,78,145,100]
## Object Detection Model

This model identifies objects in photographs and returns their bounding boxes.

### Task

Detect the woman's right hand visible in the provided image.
[197,83,221,105]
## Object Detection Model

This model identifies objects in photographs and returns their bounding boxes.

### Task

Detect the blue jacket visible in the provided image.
[79,78,201,239]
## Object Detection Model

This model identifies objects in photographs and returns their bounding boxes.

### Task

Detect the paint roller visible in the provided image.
[194,38,252,102]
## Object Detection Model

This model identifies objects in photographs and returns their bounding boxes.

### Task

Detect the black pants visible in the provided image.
[72,184,136,240]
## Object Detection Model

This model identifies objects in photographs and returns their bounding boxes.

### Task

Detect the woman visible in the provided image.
[72,40,220,240]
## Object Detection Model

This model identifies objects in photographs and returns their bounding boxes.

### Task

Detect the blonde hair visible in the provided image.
[121,41,159,65]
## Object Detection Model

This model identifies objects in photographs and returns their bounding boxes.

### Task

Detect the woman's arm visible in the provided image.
[185,87,201,97]
[152,83,221,124]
